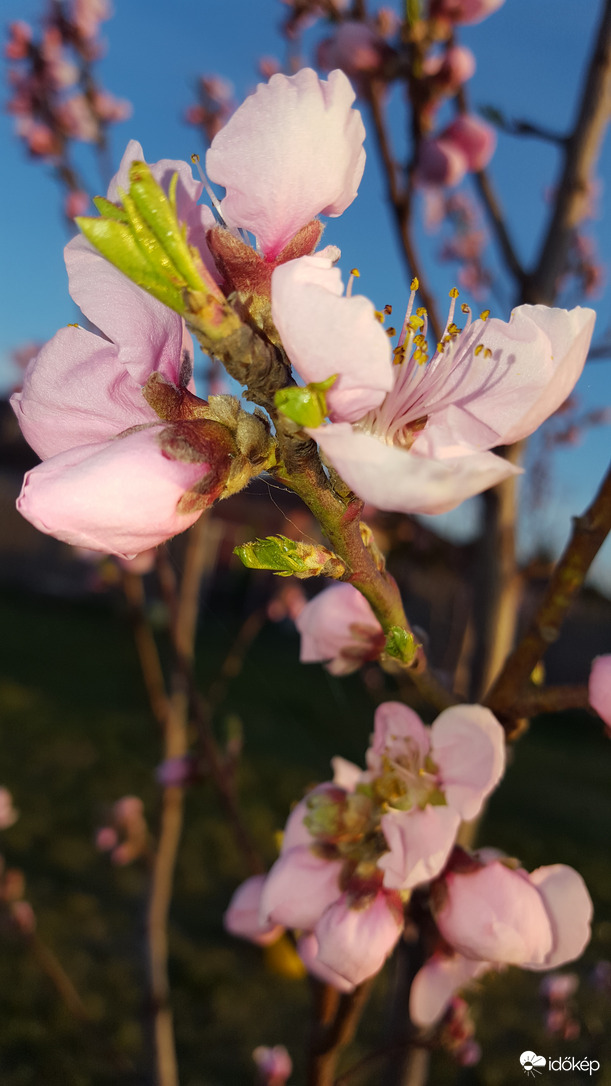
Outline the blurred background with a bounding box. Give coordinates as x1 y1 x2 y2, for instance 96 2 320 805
0 1 610 1083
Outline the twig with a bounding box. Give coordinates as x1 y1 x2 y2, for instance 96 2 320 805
367 83 443 341
308 981 373 1086
511 684 590 717
121 569 169 730
524 0 611 305
487 461 611 730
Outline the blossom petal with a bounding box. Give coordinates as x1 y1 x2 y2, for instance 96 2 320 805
272 255 393 422
207 69 366 259
11 326 155 460
65 236 190 387
435 863 553 965
430 705 505 820
315 891 403 986
367 700 429 770
309 424 518 515
259 846 343 931
527 865 593 970
379 805 460 890
296 582 382 669
297 933 355 993
410 952 490 1027
589 654 611 727
224 875 284 946
331 756 363 792
16 428 206 558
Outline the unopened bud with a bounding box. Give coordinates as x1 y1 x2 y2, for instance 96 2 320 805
234 536 346 580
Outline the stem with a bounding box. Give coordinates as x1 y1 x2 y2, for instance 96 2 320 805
121 569 169 730
511 684 590 717
487 461 611 731
307 981 373 1086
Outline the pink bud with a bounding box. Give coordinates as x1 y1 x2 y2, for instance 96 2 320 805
589 655 611 727
441 115 496 172
430 0 505 26
416 138 468 188
64 190 90 219
224 875 284 947
253 1044 292 1085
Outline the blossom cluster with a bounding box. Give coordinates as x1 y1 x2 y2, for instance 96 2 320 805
225 702 592 1027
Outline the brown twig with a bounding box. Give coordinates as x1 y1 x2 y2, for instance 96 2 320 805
367 82 443 341
308 981 373 1086
121 569 170 730
487 461 611 730
524 0 611 305
511 684 590 717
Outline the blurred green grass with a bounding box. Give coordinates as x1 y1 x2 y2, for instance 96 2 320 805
0 588 609 1085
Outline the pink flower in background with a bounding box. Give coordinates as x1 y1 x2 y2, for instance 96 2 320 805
423 45 476 95
416 116 496 189
272 253 393 422
304 300 595 515
317 22 390 79
253 1044 293 1086
0 788 18 830
588 655 611 727
430 0 505 25
64 189 90 218
295 582 384 674
206 68 366 259
443 115 496 172
410 950 492 1026
368 702 505 889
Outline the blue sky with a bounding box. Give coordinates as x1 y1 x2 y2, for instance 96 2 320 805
1 0 610 587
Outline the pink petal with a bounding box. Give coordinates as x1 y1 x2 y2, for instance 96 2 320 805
430 705 505 820
297 933 355 993
367 701 429 771
259 846 343 931
65 237 191 387
206 69 366 259
315 890 403 986
280 783 341 853
272 255 393 422
442 115 496 172
309 424 518 515
224 875 284 946
11 325 155 460
436 863 553 965
331 756 362 792
527 865 593 970
296 582 382 665
410 952 490 1027
16 428 206 558
379 805 460 890
589 655 611 726
416 138 468 188
431 0 505 25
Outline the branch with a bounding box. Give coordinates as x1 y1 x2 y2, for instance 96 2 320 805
525 0 611 304
487 461 611 729
307 981 373 1086
511 684 590 717
367 82 443 342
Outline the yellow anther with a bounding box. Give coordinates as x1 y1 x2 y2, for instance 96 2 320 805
408 315 424 330
436 342 445 354
449 287 460 299
479 309 490 320
448 323 462 336
67 322 79 327
414 348 427 365
414 333 427 347
384 303 393 315
393 344 406 365
474 344 484 356
484 347 492 358
416 307 427 318
410 277 419 291
350 267 360 278
461 303 470 313
191 152 200 163
386 326 397 338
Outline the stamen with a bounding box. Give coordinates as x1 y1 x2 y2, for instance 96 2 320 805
191 152 226 224
397 279 419 348
479 309 490 321
347 267 360 298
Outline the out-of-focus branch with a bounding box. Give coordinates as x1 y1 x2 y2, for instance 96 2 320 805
472 168 526 289
487 461 611 731
121 569 169 730
367 82 443 341
511 684 590 717
524 0 611 305
307 980 372 1086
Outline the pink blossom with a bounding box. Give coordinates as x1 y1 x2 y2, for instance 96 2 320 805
5 21 32 61
442 115 496 173
317 22 389 78
206 68 366 259
58 94 99 141
272 254 393 422
304 299 595 515
224 875 284 947
430 0 505 25
588 654 611 727
314 889 404 986
423 46 476 95
369 702 505 890
253 1044 293 1085
64 190 90 218
410 954 488 1028
295 582 384 674
259 846 344 931
435 860 592 970
12 235 230 557
297 933 356 992
72 0 112 39
416 137 470 188
0 788 18 830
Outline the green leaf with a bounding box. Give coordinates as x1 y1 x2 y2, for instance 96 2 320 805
384 625 419 665
128 163 205 292
92 195 129 223
75 216 185 312
233 535 345 579
274 375 337 428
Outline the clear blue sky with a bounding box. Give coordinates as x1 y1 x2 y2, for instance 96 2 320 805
1 0 610 588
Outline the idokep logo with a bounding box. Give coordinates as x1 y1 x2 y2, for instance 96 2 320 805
519 1051 601 1076
521 1052 547 1077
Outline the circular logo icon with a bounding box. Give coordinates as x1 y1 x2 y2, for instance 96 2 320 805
520 1051 547 1076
